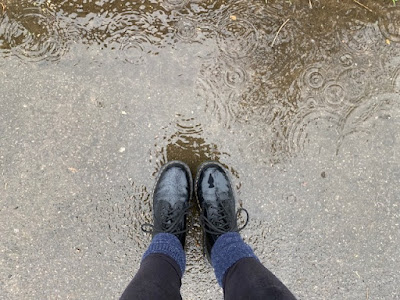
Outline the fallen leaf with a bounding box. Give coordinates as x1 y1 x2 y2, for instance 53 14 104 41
68 167 78 173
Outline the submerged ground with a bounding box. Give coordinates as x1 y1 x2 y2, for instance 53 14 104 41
1 0 400 299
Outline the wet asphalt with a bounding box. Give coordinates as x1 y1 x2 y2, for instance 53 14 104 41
1 0 400 299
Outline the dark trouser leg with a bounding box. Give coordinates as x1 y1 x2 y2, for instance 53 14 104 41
223 257 297 300
120 253 182 300
211 232 296 300
120 233 185 300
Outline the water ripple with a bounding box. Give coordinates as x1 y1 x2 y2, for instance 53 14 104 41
175 17 197 42
224 64 247 88
192 24 219 59
120 34 152 65
208 91 245 127
323 81 345 107
338 52 355 68
196 59 245 127
341 68 370 105
5 7 68 62
393 67 400 93
302 64 326 90
95 182 151 250
150 115 222 176
378 8 400 43
0 14 11 61
339 20 380 53
338 93 397 150
197 58 252 127
287 110 341 155
217 15 258 59
163 0 189 11
102 11 141 43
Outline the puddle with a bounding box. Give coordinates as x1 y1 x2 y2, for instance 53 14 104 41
1 0 400 298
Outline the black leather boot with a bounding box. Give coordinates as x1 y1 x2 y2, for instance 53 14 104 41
195 161 248 260
142 161 192 247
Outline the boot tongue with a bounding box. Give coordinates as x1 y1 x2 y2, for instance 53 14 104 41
157 200 184 231
158 199 184 214
205 201 228 229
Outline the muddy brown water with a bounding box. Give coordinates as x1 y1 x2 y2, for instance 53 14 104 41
1 0 400 299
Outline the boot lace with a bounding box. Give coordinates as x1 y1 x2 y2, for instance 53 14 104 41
141 202 192 236
201 204 249 236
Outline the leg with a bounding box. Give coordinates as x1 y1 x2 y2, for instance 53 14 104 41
195 162 296 300
120 253 182 300
223 257 296 300
212 232 297 300
120 233 186 300
121 161 192 299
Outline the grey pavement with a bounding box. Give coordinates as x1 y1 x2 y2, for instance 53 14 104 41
1 0 400 299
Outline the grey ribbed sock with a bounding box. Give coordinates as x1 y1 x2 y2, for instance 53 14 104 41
211 232 258 287
142 233 186 276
